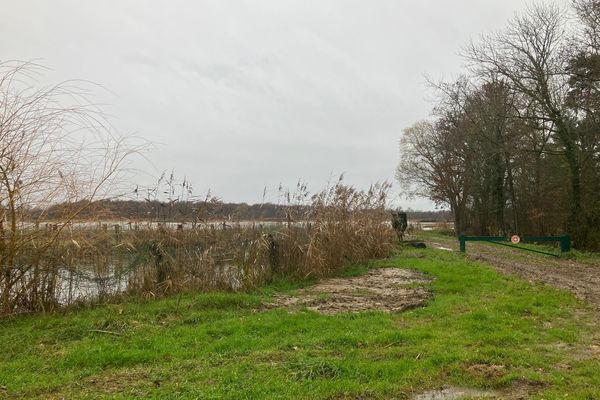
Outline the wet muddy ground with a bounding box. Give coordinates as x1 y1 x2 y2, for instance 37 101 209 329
269 268 431 314
413 386 497 400
412 379 544 400
428 235 600 312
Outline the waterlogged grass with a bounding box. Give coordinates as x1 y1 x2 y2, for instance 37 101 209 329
1 248 599 399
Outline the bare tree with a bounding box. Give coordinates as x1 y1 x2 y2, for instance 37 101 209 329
0 60 137 315
398 1 600 247
427 76 523 235
573 0 600 52
463 3 591 242
397 120 472 234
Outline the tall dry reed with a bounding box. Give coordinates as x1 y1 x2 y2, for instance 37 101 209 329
0 180 396 317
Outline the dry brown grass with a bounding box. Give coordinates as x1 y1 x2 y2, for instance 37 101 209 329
1 181 396 316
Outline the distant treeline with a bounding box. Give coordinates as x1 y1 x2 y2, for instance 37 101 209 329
35 200 305 221
402 210 453 222
33 199 450 222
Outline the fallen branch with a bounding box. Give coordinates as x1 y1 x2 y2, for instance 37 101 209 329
90 329 122 336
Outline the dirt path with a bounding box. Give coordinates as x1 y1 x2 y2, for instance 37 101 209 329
269 268 431 314
426 235 600 311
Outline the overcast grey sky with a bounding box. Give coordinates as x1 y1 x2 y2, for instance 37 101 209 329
0 1 570 209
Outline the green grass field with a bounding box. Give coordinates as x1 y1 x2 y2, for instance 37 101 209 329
1 247 599 399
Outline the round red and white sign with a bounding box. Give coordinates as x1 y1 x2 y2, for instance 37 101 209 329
511 235 520 244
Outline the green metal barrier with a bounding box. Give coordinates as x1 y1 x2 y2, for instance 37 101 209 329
459 235 571 257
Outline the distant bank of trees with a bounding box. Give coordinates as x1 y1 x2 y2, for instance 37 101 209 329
397 1 600 249
36 199 309 222
37 199 452 223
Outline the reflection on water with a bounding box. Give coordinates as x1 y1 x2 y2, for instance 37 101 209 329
2 222 272 311
53 262 246 305
56 266 130 305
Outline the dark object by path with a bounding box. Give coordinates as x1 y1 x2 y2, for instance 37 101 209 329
391 211 408 240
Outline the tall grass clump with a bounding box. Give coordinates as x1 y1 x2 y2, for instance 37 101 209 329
276 179 395 279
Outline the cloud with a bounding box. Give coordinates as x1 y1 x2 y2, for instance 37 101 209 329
0 0 572 208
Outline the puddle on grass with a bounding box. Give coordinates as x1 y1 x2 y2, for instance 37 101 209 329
413 386 498 400
430 242 454 252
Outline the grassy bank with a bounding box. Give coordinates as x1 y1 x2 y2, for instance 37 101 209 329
1 247 599 399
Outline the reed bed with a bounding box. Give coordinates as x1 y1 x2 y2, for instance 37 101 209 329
0 182 396 316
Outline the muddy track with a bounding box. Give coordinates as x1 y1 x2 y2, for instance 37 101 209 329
427 235 600 311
